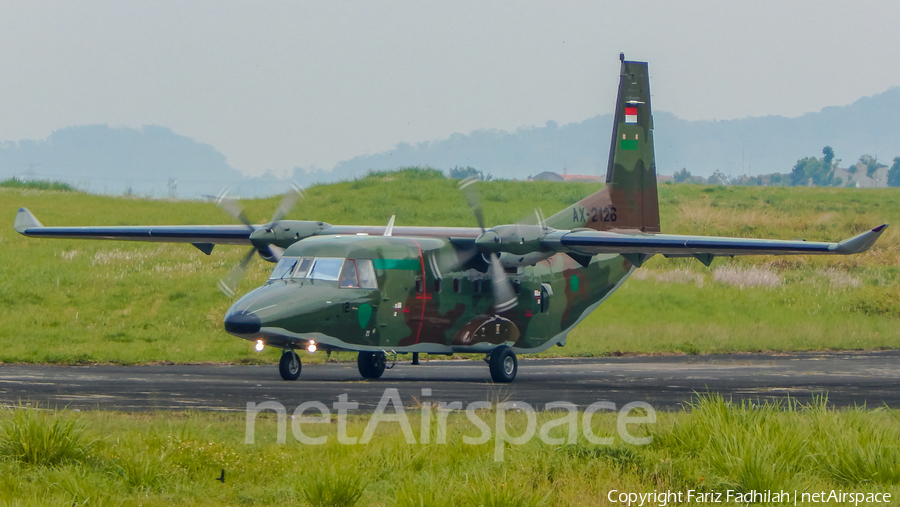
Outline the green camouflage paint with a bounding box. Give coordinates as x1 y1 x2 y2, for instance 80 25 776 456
223 234 634 355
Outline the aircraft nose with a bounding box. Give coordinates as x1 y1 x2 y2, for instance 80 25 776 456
224 311 261 335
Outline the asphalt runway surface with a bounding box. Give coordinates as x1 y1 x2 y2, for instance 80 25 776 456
0 350 898 412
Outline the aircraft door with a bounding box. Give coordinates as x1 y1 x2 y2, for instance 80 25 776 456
372 247 428 348
539 283 553 313
405 245 428 341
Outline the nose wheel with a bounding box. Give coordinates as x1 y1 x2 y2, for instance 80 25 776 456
358 351 387 379
489 346 517 383
279 349 301 380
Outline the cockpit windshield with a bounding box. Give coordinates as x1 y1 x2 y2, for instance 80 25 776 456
269 256 378 289
306 257 344 281
269 257 299 280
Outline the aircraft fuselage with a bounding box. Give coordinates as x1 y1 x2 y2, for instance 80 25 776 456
224 235 633 355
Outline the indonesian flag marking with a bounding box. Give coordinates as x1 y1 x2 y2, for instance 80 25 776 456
624 106 638 124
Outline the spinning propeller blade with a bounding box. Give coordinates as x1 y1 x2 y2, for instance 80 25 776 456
458 177 517 312
215 190 254 231
218 247 256 297
271 182 303 223
216 183 303 296
488 252 517 312
459 176 486 233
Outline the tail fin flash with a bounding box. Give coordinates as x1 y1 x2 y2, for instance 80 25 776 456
547 55 660 233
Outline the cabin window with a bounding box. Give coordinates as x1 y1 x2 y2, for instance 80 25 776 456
292 257 313 278
512 279 521 294
473 279 483 294
415 277 423 293
269 257 299 280
356 259 378 289
307 257 344 281
434 278 442 292
453 278 461 293
339 259 360 288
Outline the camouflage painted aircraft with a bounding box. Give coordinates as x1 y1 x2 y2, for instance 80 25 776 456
14 55 888 383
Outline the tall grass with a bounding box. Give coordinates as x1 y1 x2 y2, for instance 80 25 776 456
0 401 897 505
0 404 94 466
649 394 900 492
303 467 368 507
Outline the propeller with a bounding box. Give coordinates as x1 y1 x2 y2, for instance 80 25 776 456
458 177 517 313
271 183 303 223
216 184 303 296
217 248 256 297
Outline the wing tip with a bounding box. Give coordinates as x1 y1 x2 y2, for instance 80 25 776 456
834 223 889 254
14 207 43 234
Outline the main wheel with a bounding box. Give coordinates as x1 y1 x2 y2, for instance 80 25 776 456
489 346 517 383
358 351 387 379
279 350 301 381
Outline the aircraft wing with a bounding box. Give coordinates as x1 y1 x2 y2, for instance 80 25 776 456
14 207 253 246
551 224 888 260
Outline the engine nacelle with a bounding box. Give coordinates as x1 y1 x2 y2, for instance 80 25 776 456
250 220 331 254
491 251 555 268
257 248 279 263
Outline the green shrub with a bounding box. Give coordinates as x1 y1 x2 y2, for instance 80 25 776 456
0 178 75 191
303 467 367 507
112 447 171 491
0 406 94 466
465 481 550 507
848 286 900 317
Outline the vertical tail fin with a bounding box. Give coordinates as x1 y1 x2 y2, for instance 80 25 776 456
546 55 660 233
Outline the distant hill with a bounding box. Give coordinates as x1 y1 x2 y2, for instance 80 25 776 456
2 87 899 196
299 87 900 182
0 125 283 198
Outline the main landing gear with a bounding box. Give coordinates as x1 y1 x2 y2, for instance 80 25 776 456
488 346 517 383
358 351 387 379
279 349 301 380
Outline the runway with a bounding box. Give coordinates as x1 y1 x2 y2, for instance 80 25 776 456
0 350 898 412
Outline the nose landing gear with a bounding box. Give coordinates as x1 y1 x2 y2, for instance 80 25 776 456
279 349 301 380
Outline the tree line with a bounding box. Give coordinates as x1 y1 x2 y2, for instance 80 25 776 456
673 147 900 187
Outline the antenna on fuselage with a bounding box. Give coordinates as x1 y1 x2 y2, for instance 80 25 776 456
384 215 396 237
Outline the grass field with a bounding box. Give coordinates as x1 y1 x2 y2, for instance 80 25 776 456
1 168 898 365
0 395 897 506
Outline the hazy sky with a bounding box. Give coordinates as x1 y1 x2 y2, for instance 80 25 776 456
2 1 900 177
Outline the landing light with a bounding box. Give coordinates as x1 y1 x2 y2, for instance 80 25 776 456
307 341 317 353
255 339 265 352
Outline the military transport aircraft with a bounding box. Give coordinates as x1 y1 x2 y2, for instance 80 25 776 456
14 55 888 383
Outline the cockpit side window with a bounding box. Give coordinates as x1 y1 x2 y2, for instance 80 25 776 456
307 257 344 281
269 257 299 280
340 259 378 289
356 259 378 289
339 259 359 288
